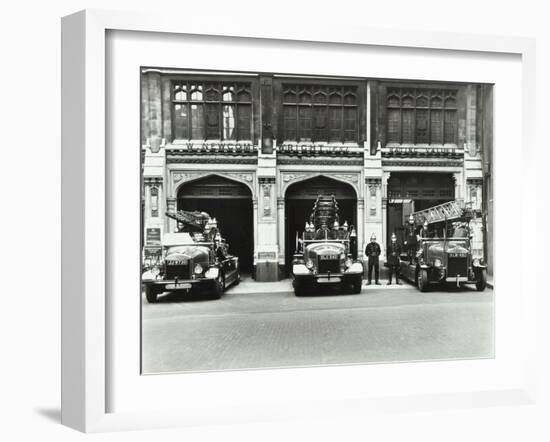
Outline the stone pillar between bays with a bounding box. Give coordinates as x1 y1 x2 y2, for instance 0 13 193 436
255 145 279 281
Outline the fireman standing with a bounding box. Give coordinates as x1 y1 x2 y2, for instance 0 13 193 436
404 214 418 264
419 220 431 239
387 232 402 285
365 234 381 285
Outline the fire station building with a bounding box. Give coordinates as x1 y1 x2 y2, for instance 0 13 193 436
141 68 493 281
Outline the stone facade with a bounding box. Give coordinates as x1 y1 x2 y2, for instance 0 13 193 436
141 69 493 281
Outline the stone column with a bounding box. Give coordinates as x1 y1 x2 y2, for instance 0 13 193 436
166 197 176 233
143 176 164 264
356 199 364 259
143 71 164 152
381 171 390 255
364 139 383 268
254 177 279 281
277 198 285 272
255 141 279 281
253 197 259 256
466 178 484 260
453 171 464 200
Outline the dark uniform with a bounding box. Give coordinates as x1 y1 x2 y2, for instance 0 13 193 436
216 242 228 261
387 241 402 284
365 241 381 284
405 224 417 264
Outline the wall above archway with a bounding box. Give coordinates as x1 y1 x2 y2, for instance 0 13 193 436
280 171 362 199
170 170 256 199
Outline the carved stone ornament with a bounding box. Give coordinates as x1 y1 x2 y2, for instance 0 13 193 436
282 173 309 183
172 172 202 184
172 171 255 197
144 176 163 185
262 184 272 217
281 172 360 193
226 172 254 183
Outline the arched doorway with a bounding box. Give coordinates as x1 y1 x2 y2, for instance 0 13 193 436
177 175 254 273
386 172 455 246
284 175 357 272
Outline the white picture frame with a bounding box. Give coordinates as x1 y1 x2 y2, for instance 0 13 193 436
61 9 537 433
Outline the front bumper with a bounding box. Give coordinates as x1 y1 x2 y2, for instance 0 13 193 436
143 277 216 292
293 272 362 286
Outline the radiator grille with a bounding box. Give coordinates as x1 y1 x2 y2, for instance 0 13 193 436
317 257 341 274
165 263 191 280
447 257 467 277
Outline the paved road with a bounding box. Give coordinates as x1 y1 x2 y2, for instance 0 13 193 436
141 282 494 374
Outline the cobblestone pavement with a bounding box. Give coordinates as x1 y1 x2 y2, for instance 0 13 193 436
141 282 494 374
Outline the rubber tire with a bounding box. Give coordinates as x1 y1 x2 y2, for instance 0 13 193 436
145 285 159 303
294 281 307 297
234 271 241 286
351 277 363 294
212 273 225 299
476 268 487 291
418 269 429 292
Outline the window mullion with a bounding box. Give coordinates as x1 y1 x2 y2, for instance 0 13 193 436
413 89 417 145
219 101 223 141
399 89 403 145
187 103 191 140
326 103 329 143
235 104 239 141
296 104 299 142
428 95 432 145
340 87 344 143
442 100 445 145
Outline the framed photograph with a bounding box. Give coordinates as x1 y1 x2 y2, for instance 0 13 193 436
61 9 537 432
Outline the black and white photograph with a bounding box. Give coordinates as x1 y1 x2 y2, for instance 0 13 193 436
140 68 494 374
4 0 549 438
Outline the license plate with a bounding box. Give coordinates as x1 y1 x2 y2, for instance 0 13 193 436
166 283 192 290
166 260 188 266
320 255 336 260
317 277 341 283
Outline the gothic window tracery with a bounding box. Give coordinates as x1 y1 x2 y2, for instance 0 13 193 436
172 81 252 141
282 84 358 143
387 88 458 146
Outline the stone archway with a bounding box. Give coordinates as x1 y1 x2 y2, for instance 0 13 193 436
283 175 358 273
177 174 254 272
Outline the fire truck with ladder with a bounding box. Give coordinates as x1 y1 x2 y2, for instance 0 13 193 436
399 199 488 292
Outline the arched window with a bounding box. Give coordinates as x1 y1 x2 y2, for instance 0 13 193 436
386 87 458 145
282 84 359 143
172 81 252 141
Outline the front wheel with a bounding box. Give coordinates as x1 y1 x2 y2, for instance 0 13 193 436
351 276 363 294
145 285 159 303
213 272 225 299
418 269 429 292
293 280 307 297
476 268 487 291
